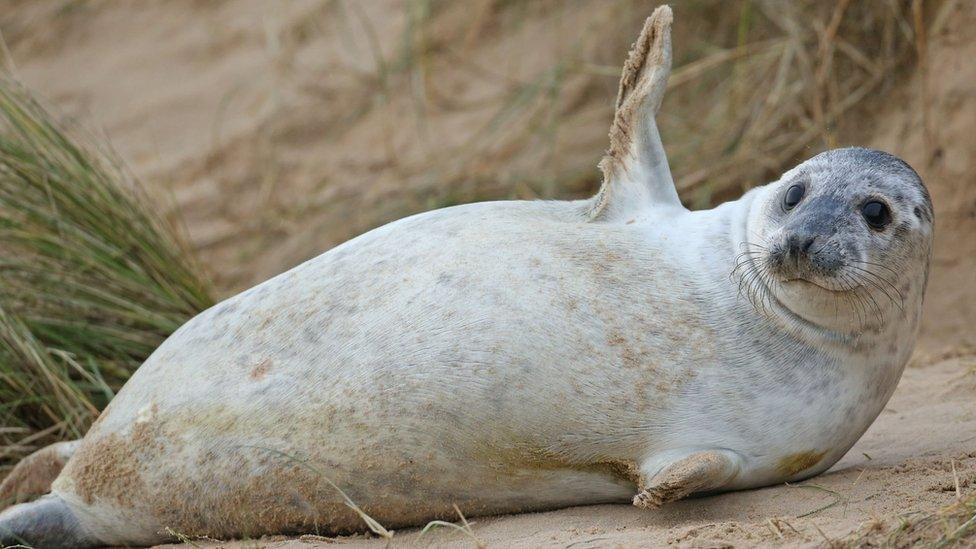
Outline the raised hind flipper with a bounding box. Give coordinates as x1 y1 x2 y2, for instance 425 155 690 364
633 449 742 508
590 5 682 222
0 440 79 509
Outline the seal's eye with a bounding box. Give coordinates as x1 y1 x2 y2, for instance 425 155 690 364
862 200 891 229
783 184 805 210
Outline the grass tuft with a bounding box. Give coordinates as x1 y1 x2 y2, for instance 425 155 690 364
0 77 213 474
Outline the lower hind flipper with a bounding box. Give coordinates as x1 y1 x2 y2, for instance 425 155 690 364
0 494 97 548
1 440 80 509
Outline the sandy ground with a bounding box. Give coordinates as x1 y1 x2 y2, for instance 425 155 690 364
2 1 975 547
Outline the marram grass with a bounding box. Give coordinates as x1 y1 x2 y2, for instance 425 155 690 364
0 78 213 472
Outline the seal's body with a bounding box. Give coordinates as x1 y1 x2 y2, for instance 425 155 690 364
0 6 933 548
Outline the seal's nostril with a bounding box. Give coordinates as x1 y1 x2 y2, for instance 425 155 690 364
801 236 817 253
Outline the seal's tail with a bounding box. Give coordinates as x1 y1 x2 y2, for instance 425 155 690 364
0 495 98 548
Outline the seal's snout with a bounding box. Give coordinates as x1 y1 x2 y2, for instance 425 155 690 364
768 193 849 282
783 229 840 270
771 229 844 279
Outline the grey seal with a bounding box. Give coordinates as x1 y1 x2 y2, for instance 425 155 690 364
0 6 933 547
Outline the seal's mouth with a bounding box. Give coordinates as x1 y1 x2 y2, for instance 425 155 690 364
780 276 858 294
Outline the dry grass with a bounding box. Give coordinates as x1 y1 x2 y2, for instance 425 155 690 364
664 1 919 206
842 492 976 547
346 0 922 207
418 504 485 548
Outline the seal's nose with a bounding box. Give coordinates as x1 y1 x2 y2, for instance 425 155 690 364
786 233 819 256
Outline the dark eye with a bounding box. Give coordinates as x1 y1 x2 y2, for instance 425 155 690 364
783 184 805 210
862 200 891 229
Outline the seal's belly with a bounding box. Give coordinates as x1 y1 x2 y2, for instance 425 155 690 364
58 398 636 540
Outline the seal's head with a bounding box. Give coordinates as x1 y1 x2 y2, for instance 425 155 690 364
743 147 933 333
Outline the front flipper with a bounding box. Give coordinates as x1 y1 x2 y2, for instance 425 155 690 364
633 449 742 509
590 5 682 222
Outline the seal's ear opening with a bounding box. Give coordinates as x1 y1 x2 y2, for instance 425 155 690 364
590 5 682 222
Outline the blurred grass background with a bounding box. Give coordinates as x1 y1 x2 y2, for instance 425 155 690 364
1 0 975 544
